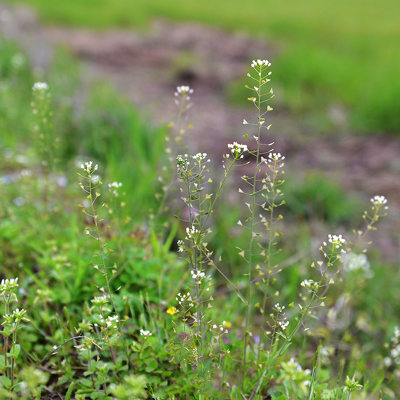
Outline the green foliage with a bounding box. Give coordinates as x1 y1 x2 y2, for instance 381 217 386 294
284 172 362 225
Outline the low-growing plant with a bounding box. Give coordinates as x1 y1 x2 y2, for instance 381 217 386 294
0 41 398 399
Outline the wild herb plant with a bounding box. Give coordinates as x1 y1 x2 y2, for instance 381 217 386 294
0 40 396 399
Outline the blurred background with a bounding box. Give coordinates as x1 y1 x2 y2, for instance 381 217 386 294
1 0 399 260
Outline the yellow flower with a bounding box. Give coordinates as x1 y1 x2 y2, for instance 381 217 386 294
167 306 178 315
222 321 232 329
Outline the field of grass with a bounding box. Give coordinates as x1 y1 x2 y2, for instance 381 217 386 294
1 35 400 398
6 0 400 134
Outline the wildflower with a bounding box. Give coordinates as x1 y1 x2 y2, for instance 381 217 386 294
191 270 205 284
80 161 98 175
278 320 289 331
0 278 19 295
177 240 185 253
300 279 318 290
91 295 109 306
250 59 271 68
227 142 248 159
192 152 208 162
3 308 28 325
32 82 49 91
185 224 199 240
268 152 285 162
370 195 388 209
274 303 285 313
108 181 123 197
326 234 346 250
342 253 371 275
140 329 152 337
222 321 232 329
167 306 178 315
174 85 194 97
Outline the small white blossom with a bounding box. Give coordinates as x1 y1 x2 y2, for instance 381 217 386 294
371 195 388 209
80 161 98 174
32 82 49 91
140 329 152 337
185 225 199 240
177 240 185 253
327 234 346 250
268 152 285 162
227 142 248 159
174 85 194 97
251 59 271 68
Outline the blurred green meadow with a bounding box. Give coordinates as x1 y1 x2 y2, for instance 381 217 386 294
6 0 400 134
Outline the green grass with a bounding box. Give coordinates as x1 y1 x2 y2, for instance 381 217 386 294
6 0 400 134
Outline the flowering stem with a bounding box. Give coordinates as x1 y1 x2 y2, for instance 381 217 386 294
242 67 263 384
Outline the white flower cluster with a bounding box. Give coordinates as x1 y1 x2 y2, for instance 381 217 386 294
325 234 346 250
227 142 248 159
300 279 318 290
185 224 199 240
108 181 123 197
3 308 27 325
91 295 109 306
371 195 388 209
211 323 228 335
80 161 98 175
274 304 289 331
191 269 205 284
274 303 285 313
342 253 371 275
192 152 208 162
140 329 152 337
176 292 193 307
174 85 194 98
0 278 19 295
278 320 289 330
384 326 400 367
32 82 49 91
177 239 185 253
176 154 190 174
100 315 119 330
251 59 271 68
268 152 285 162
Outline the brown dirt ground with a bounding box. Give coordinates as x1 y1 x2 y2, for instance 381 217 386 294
1 4 399 261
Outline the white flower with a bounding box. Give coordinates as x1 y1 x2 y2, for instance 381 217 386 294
327 234 346 250
177 240 185 253
192 152 208 162
32 82 49 91
140 329 152 337
185 224 199 240
227 142 248 159
80 161 98 174
108 181 123 197
191 270 205 283
301 279 318 290
251 59 271 68
370 195 388 209
0 278 19 295
174 85 194 97
342 253 371 275
278 320 289 330
268 152 285 162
